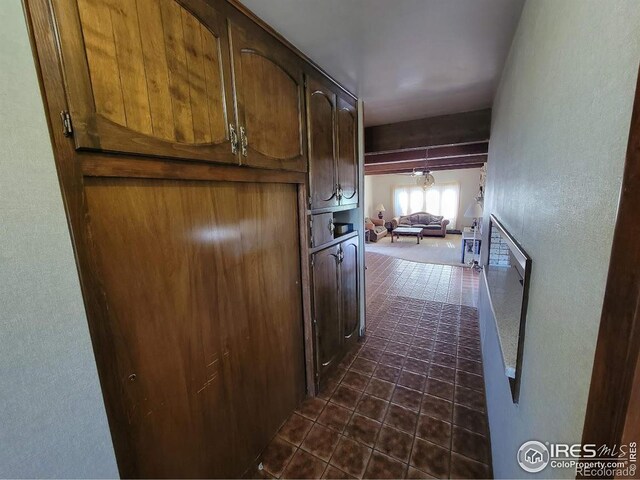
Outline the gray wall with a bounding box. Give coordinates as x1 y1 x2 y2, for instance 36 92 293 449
479 0 640 477
0 1 118 477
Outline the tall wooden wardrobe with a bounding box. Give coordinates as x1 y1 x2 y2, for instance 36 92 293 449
25 0 362 477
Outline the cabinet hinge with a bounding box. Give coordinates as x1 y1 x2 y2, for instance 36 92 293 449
310 256 315 267
308 196 313 208
60 111 73 137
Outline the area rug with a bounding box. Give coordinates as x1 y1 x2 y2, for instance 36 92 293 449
365 233 469 266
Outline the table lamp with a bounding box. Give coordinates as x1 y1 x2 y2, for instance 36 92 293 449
375 204 386 220
464 200 484 268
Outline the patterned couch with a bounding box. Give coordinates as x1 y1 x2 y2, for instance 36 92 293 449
389 212 450 237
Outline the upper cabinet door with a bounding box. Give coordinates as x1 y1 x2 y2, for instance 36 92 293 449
228 21 307 172
340 237 359 343
337 95 358 206
307 77 338 210
51 0 237 163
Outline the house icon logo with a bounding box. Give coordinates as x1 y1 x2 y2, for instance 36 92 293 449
518 441 550 473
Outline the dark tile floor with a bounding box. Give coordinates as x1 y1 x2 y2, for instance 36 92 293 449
248 253 489 479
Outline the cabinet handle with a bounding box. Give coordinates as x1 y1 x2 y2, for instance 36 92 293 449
240 126 248 157
335 184 342 201
229 124 238 154
329 219 335 233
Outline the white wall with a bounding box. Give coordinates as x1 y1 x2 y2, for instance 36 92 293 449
479 1 640 477
0 2 118 477
364 168 483 228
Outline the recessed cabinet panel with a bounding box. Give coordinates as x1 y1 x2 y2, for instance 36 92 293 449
312 246 341 380
337 96 358 206
311 213 335 248
340 237 359 342
307 78 338 210
229 22 306 172
52 0 236 163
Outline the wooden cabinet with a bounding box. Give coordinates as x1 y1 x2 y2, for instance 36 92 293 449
311 235 359 385
51 0 237 163
307 78 338 210
307 77 358 211
337 96 358 206
228 21 306 172
311 212 335 248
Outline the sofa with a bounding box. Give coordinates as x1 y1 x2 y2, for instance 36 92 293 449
389 212 449 237
365 217 388 242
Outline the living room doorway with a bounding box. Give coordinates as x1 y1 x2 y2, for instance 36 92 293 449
363 167 485 268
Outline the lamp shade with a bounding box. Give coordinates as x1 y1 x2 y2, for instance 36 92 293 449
375 204 386 212
464 201 483 218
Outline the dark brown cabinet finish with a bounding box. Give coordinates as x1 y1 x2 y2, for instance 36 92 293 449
228 21 306 172
340 236 359 342
307 78 338 210
312 245 342 380
337 96 358 206
50 0 237 163
311 235 360 386
26 0 358 477
311 213 335 248
306 76 358 211
84 178 305 478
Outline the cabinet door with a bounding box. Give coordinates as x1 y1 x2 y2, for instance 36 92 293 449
312 246 341 380
337 95 358 206
311 213 335 248
340 237 359 343
51 0 237 163
307 77 338 210
228 22 306 172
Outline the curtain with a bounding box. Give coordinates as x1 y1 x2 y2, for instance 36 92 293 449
393 182 460 229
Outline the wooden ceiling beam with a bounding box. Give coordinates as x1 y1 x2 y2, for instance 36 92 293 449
365 108 491 153
365 163 485 175
364 142 488 165
364 155 487 175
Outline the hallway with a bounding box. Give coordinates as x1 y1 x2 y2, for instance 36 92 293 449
250 254 489 479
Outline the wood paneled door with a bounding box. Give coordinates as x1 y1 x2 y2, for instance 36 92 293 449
336 96 358 206
50 0 237 163
312 244 341 382
84 178 305 478
340 236 359 342
311 235 360 387
307 78 338 210
228 20 306 172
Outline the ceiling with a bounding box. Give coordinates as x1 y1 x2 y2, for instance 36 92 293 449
240 0 524 126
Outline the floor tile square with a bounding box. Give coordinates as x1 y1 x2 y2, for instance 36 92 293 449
375 425 413 463
317 403 352 432
410 438 450 478
391 385 422 412
301 424 341 462
365 378 395 401
363 451 407 479
278 413 314 446
344 413 382 447
356 394 388 422
416 414 451 448
383 404 418 433
330 436 372 478
281 449 327 479
260 436 297 477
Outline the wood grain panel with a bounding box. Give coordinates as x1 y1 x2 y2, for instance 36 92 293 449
307 79 337 210
62 0 235 161
312 246 341 382
241 51 300 159
340 237 359 342
108 0 153 135
137 0 175 140
337 97 357 206
84 178 304 478
201 24 227 143
311 213 335 249
182 9 211 143
76 0 126 124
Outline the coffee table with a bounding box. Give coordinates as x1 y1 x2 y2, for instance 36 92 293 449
391 226 424 244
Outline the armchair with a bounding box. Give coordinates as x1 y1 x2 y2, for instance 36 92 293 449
365 217 388 242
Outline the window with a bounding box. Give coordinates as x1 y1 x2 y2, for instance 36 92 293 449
393 182 460 229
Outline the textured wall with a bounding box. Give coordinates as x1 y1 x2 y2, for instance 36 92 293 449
0 1 118 477
364 168 483 228
479 0 640 477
